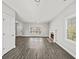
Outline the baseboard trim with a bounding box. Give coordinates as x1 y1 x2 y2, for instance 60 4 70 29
55 42 76 58
16 36 49 38
2 45 15 56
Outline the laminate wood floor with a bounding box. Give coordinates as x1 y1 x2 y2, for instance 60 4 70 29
3 37 75 59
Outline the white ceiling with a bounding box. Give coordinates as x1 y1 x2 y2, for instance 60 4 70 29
3 0 75 23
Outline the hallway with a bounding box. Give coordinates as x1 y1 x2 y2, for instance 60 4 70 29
3 37 75 59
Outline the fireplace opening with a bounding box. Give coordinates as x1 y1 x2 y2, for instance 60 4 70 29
51 32 54 39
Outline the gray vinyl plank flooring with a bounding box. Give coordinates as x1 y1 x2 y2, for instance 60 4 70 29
3 37 75 59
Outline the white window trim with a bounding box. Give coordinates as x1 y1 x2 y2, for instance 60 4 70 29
65 14 76 44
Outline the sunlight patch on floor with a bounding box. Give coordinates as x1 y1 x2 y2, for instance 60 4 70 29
28 38 44 49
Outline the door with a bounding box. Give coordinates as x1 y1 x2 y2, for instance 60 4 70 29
3 14 11 55
2 13 15 55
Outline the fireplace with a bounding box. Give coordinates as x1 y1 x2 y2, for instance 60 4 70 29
51 32 54 39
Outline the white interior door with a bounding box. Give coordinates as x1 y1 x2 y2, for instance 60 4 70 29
2 13 15 55
16 22 23 36
3 14 10 55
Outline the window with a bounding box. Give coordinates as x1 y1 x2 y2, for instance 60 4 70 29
66 15 76 41
30 27 41 35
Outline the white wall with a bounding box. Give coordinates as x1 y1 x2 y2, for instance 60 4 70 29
49 2 76 58
2 2 15 55
23 23 49 37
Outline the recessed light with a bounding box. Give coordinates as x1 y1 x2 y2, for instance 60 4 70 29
35 0 40 2
64 0 66 1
